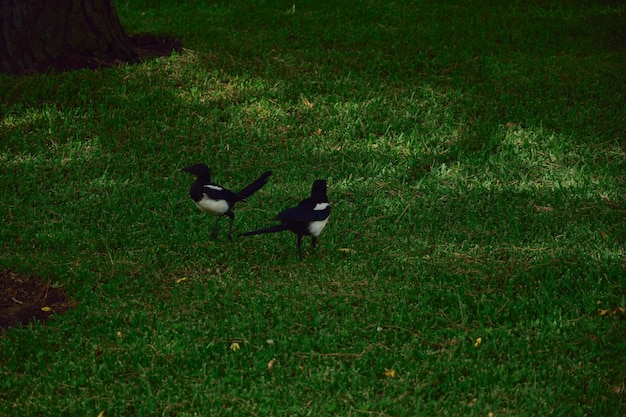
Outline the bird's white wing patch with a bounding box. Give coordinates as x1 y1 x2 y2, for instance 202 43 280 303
314 202 329 210
204 184 223 191
309 202 330 236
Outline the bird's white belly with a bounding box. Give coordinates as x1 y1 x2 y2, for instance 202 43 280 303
195 195 229 216
308 216 329 237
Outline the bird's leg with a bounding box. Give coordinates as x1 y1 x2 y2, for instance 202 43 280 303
226 212 235 241
211 217 221 239
310 236 317 251
297 235 303 260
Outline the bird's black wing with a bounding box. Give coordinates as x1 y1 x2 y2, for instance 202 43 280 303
192 182 242 203
275 205 330 223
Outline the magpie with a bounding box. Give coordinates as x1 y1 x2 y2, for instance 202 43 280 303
182 164 272 241
239 179 331 259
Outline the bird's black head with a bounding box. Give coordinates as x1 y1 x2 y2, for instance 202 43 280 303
181 164 211 178
311 179 328 200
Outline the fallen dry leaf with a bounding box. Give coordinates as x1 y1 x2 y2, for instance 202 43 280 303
474 337 482 348
301 96 314 108
268 358 277 370
533 203 553 212
384 368 396 378
611 307 625 317
599 307 625 317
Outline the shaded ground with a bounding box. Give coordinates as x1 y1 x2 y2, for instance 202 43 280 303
1 34 181 328
131 33 183 60
35 33 183 73
0 269 75 331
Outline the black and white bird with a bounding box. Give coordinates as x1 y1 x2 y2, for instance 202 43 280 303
239 179 331 259
182 164 272 240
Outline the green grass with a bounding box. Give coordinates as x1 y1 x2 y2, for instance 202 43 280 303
1 0 625 415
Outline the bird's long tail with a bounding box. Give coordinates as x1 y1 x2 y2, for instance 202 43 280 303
237 170 272 199
239 224 288 237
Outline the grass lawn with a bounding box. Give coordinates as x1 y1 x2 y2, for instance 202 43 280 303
1 0 625 415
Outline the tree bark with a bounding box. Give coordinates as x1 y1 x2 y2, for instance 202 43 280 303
0 0 137 73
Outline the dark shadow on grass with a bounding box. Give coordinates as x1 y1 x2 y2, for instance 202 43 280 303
29 33 183 73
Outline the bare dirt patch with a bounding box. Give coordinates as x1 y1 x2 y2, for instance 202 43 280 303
0 269 75 331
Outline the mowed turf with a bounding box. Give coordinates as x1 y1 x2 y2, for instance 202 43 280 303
1 0 625 415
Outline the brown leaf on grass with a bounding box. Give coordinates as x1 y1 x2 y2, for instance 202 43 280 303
611 385 624 394
267 358 277 371
598 307 625 317
474 337 482 348
533 203 553 212
611 307 626 317
384 368 396 378
338 248 355 254
467 397 477 407
301 96 314 108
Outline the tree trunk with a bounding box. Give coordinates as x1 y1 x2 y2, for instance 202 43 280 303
0 0 137 74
